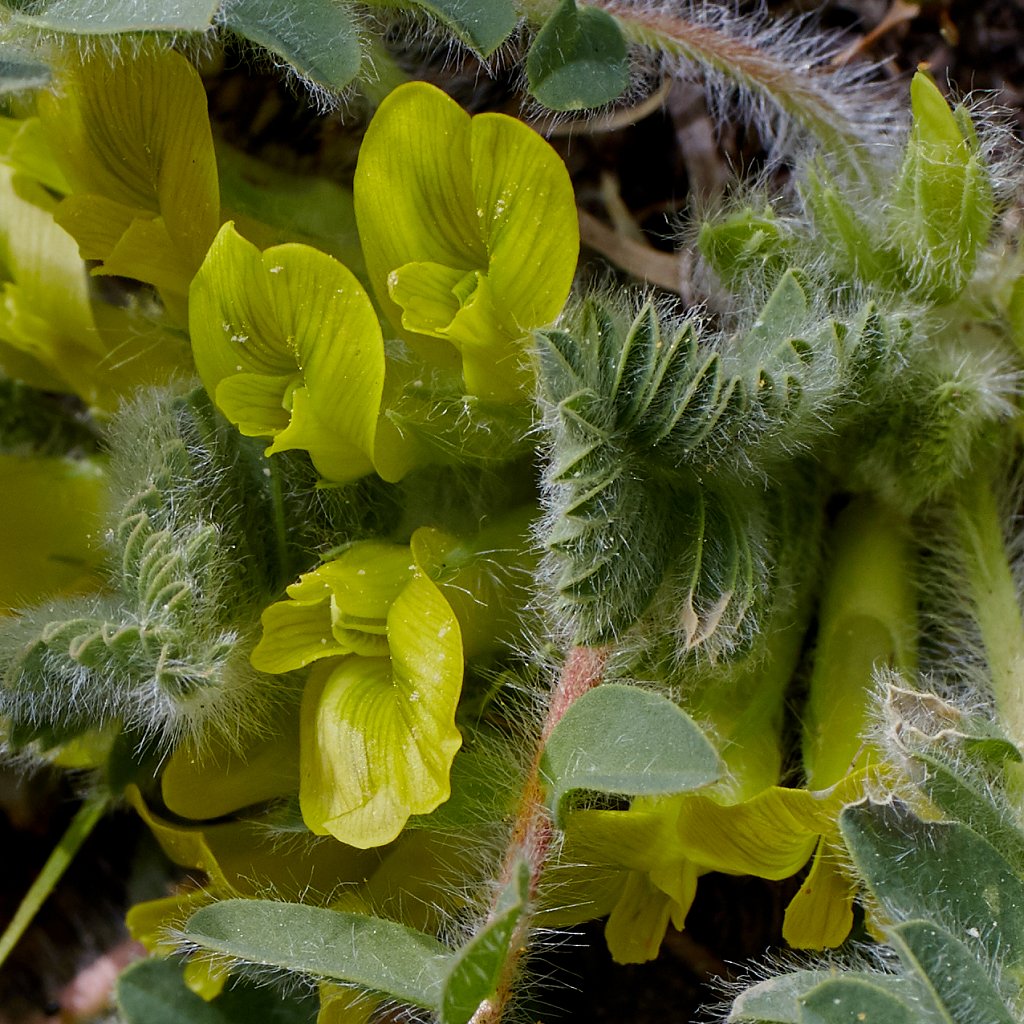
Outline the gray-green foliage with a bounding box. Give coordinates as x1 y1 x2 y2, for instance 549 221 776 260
730 785 1024 1024
0 385 393 754
534 274 909 645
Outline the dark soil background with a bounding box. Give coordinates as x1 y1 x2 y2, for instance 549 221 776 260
2 2 1023 1022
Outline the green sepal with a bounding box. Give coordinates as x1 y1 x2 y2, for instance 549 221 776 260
440 860 529 1024
526 0 629 111
182 899 450 1008
224 0 363 94
890 72 994 302
541 684 722 825
406 0 518 57
801 163 897 287
7 0 218 32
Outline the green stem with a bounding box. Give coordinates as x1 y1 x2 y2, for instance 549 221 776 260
547 0 889 181
953 465 1024 751
0 792 109 970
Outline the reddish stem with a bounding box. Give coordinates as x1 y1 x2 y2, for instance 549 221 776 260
470 644 609 1024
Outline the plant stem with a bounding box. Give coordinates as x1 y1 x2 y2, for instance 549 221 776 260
584 0 893 177
0 792 108 970
953 465 1024 752
470 644 609 1024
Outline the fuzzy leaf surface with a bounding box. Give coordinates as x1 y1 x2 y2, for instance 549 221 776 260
729 970 921 1019
526 0 629 111
408 0 517 56
889 920 1016 1024
224 0 363 93
729 970 918 1023
800 977 914 1024
7 0 217 32
183 899 449 1007
542 684 721 824
840 801 1024 966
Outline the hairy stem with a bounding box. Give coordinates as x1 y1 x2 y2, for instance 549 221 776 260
952 465 1024 752
585 0 893 174
470 644 609 1024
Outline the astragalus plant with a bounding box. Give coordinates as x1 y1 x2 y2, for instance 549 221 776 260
1 4 1024 1024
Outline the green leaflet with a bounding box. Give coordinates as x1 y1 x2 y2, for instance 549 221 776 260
729 971 918 1023
190 223 389 483
799 978 915 1024
224 0 363 94
440 861 530 1024
354 81 578 401
117 959 318 1024
541 684 722 825
840 801 1024 967
5 0 218 32
38 46 219 310
526 0 629 111
889 920 1016 1024
406 0 518 57
183 899 450 1008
